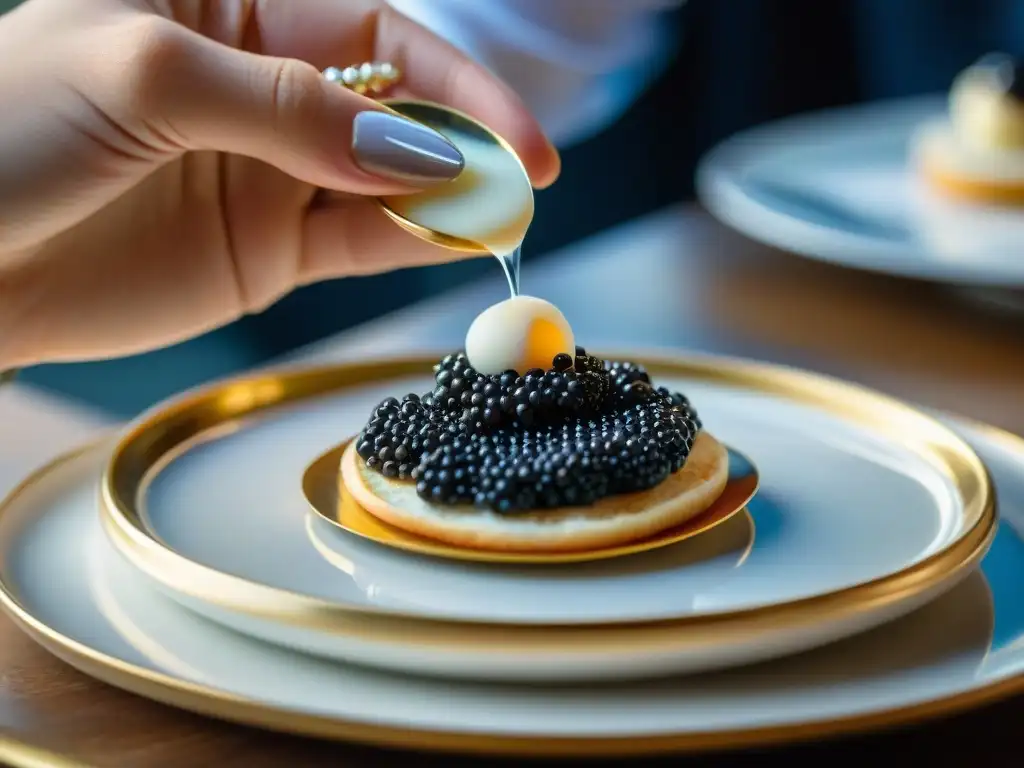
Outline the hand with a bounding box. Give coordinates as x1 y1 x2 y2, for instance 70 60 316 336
0 0 559 369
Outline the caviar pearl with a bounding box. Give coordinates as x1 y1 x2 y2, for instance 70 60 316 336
354 351 702 513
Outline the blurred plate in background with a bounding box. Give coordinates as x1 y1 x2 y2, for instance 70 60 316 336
697 95 1024 287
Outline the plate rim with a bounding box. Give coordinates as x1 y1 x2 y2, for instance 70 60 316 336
96 351 995 640
0 425 1014 758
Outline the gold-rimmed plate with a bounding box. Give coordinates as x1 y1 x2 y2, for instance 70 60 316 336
93 352 995 683
301 439 759 564
0 417 1019 758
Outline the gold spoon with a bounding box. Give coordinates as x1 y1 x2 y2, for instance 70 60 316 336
324 64 532 255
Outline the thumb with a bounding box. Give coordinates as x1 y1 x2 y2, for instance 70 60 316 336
109 21 465 194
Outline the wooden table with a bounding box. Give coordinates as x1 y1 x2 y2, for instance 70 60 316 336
2 204 1022 766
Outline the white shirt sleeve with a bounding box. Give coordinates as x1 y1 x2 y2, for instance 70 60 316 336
387 0 686 148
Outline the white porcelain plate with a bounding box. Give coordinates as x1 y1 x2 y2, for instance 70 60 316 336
697 95 1024 286
0 418 1020 757
95 356 991 682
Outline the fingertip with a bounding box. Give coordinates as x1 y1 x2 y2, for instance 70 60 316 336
531 149 562 190
490 96 560 190
519 138 560 190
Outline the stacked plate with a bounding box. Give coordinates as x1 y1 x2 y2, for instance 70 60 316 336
0 352 1021 758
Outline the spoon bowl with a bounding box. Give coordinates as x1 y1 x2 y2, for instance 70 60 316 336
376 99 533 255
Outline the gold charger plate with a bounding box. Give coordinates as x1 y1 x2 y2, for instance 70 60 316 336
0 352 1003 758
0 433 1013 760
302 439 759 564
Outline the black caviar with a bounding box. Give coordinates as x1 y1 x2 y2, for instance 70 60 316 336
354 348 702 513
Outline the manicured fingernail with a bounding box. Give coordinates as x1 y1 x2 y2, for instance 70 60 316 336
352 111 464 184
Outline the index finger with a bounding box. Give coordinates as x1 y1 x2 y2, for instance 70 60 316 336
247 1 561 189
